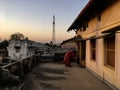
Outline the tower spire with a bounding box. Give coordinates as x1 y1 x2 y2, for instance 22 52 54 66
52 15 56 45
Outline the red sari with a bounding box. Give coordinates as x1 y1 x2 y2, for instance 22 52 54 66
64 50 74 67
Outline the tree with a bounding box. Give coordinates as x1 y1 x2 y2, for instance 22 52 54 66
10 32 24 40
0 40 8 49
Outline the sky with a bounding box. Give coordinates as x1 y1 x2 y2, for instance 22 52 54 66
0 0 89 43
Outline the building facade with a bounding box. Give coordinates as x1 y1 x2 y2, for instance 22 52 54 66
7 39 49 60
67 0 120 89
61 36 79 49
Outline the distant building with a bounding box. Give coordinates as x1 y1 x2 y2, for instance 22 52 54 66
61 42 76 49
61 37 77 49
67 0 120 89
7 39 49 60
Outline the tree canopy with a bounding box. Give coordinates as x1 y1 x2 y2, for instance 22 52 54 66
10 32 24 40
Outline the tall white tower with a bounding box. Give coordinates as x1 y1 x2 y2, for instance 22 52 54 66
52 15 56 45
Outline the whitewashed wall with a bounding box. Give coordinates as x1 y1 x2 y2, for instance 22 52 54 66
78 1 120 89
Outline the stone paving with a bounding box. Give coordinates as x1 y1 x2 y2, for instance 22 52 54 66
21 62 113 90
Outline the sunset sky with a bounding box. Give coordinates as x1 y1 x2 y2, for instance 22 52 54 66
0 0 89 43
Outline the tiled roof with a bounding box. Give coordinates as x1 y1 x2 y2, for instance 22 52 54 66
67 0 117 31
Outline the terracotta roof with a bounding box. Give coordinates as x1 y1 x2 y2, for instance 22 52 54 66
61 35 83 45
67 0 95 31
67 0 117 31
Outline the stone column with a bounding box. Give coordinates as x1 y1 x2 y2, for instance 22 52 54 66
86 40 90 67
115 32 120 88
96 38 104 77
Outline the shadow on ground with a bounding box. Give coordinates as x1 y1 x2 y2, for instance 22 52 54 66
39 81 61 90
21 63 69 90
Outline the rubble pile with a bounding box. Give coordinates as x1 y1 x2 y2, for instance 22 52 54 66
0 68 22 90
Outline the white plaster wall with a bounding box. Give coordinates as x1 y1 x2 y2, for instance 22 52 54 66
103 66 115 86
100 33 120 89
96 39 104 77
86 40 90 67
86 40 97 73
8 41 17 60
18 42 27 59
8 40 28 60
84 2 120 89
76 2 120 88
101 0 120 29
96 33 120 89
86 36 120 89
86 39 104 77
115 32 120 89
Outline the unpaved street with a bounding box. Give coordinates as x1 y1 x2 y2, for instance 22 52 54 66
21 62 112 90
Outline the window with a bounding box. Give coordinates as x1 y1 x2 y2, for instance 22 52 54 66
104 35 115 67
90 39 96 60
81 41 86 60
14 46 21 53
